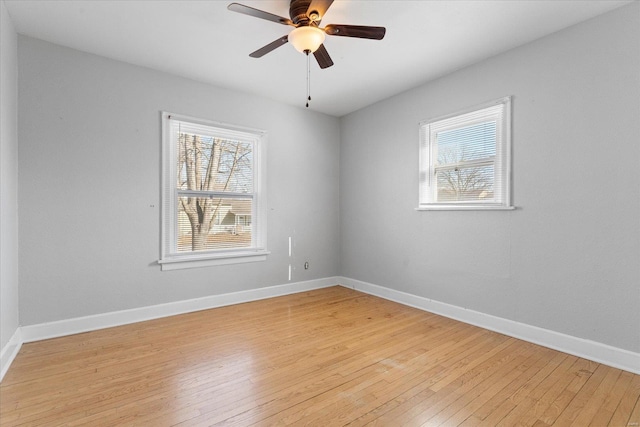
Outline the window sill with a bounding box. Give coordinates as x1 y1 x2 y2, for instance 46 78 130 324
159 249 270 271
416 205 516 211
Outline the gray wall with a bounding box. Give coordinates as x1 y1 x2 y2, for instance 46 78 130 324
340 3 640 353
17 37 341 325
13 3 640 356
0 0 20 352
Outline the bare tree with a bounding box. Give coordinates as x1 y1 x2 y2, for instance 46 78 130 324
436 145 492 201
177 134 252 251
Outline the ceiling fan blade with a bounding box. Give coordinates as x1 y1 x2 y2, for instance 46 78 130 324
324 24 386 40
307 0 334 24
249 36 289 58
228 3 294 26
313 44 334 69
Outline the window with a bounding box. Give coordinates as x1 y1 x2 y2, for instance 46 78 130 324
159 112 268 270
418 97 512 210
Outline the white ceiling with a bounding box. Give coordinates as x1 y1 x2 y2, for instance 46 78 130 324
5 0 633 117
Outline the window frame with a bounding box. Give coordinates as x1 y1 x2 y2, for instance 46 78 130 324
418 96 513 211
159 112 269 271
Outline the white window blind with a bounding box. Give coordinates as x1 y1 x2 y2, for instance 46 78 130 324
419 97 512 210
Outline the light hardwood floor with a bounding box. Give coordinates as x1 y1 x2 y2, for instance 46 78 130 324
1 286 639 426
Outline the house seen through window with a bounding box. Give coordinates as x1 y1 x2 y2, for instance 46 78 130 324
160 113 268 270
419 97 512 210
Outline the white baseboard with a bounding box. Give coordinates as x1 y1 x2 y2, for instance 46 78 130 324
4 275 638 383
0 328 22 382
337 277 640 375
20 277 338 344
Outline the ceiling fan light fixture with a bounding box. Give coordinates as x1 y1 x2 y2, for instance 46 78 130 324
288 26 325 53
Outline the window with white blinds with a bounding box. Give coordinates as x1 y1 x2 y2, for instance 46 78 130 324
418 97 512 210
159 112 268 270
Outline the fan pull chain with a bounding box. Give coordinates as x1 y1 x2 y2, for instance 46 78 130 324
305 50 311 108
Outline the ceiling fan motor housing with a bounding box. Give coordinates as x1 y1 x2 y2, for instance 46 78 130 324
290 0 315 26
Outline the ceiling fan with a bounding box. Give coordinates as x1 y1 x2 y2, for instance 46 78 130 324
227 0 386 69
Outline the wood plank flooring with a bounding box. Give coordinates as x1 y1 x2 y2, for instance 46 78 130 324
1 286 638 426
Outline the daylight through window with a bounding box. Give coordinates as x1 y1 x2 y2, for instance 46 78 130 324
418 97 512 210
160 113 268 270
